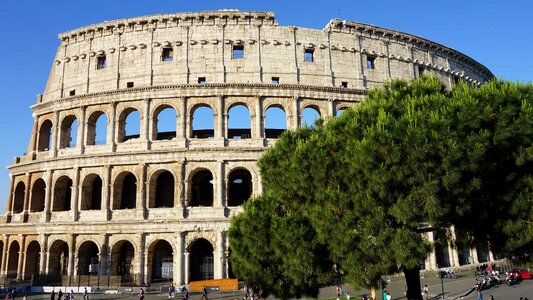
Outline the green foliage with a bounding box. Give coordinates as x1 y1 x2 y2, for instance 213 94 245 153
228 75 533 298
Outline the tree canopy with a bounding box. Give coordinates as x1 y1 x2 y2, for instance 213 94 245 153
228 76 533 300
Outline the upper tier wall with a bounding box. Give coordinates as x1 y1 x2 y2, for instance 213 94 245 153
40 11 492 104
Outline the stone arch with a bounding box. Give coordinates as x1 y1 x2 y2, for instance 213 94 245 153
147 239 174 283
301 105 321 127
77 240 100 275
118 107 141 143
264 104 287 138
189 169 214 207
149 170 175 208
227 168 253 206
113 172 137 210
152 104 177 140
191 104 214 139
12 181 25 214
24 240 41 279
86 111 108 145
189 238 214 281
110 240 136 285
6 240 20 279
30 178 46 212
37 119 53 151
81 174 103 210
53 176 72 211
227 103 251 139
59 114 79 149
48 239 69 278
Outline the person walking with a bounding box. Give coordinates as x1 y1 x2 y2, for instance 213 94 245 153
138 288 145 300
58 290 63 300
201 286 208 300
51 290 56 300
423 284 429 300
477 290 483 300
83 288 88 300
386 291 391 300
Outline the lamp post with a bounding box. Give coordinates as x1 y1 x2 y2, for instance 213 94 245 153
440 272 445 299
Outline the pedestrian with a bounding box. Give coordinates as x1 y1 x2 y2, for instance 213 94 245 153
5 291 12 300
168 284 173 299
489 296 494 300
58 290 63 300
138 288 145 300
201 286 208 300
423 284 429 300
70 289 74 300
477 290 483 300
383 290 388 300
335 285 341 300
83 288 88 300
386 291 391 300
51 290 56 300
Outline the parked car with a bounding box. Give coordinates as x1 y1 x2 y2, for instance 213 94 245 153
506 268 532 280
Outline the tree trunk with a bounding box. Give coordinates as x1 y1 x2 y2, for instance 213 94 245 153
404 266 423 300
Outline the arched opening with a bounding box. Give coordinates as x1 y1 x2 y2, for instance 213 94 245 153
30 179 46 212
152 171 174 208
86 111 107 145
265 106 287 138
37 120 53 151
191 106 214 139
7 241 20 279
118 108 141 143
110 240 135 285
227 104 251 139
227 169 252 206
114 172 137 210
12 181 25 213
53 176 72 211
48 240 69 283
190 170 213 207
24 241 41 280
154 106 176 140
59 115 78 148
149 240 173 283
78 241 99 275
81 174 102 210
189 239 214 281
336 107 346 117
301 106 321 127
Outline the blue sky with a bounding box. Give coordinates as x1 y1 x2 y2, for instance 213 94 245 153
0 0 532 213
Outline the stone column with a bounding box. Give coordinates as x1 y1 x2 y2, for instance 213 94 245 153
448 225 460 267
175 232 184 285
217 160 225 208
355 34 366 88
142 98 151 150
6 175 14 214
254 96 263 139
216 95 226 139
72 167 80 221
327 98 335 118
23 173 32 213
103 165 112 220
425 231 437 270
179 160 186 209
49 111 61 157
43 171 53 222
383 40 392 79
1 235 9 277
138 234 146 285
109 102 117 152
28 117 39 154
138 163 147 217
291 96 300 130
183 252 190 284
216 230 226 279
17 235 26 280
39 234 49 275
78 106 87 154
324 29 334 86
181 97 189 139
67 234 75 276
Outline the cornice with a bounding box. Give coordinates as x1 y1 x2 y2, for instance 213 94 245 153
326 19 494 79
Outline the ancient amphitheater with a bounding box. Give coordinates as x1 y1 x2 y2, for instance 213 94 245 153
0 10 494 287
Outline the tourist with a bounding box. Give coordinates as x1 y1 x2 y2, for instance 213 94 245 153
138 288 145 300
201 286 208 300
386 291 391 300
423 284 429 300
58 290 63 300
51 290 55 300
83 288 88 300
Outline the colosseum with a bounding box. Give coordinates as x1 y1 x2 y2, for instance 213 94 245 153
0 10 494 288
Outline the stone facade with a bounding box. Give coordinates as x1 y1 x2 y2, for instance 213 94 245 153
0 10 494 286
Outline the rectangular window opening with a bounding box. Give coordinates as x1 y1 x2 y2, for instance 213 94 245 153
232 45 244 59
304 48 314 62
127 82 134 88
367 56 376 69
418 66 425 76
271 77 280 84
341 82 348 88
453 75 460 85
198 77 206 84
97 56 107 70
162 48 173 61
69 90 76 96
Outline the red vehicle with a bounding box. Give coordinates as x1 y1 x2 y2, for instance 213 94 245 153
507 268 532 280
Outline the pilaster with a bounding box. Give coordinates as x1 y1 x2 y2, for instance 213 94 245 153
16 235 26 280
72 167 80 221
